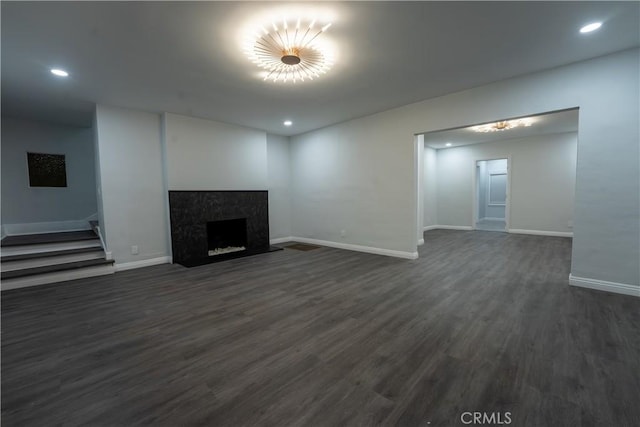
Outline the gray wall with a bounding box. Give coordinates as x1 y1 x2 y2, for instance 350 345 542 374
423 146 437 227
163 113 268 191
290 117 416 254
477 161 487 220
92 109 107 244
95 105 169 264
437 133 577 232
91 49 637 289
1 116 97 225
162 114 292 240
267 134 292 239
93 106 295 264
161 113 291 240
291 49 639 287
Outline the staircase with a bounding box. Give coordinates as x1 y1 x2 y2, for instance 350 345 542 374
1 228 114 291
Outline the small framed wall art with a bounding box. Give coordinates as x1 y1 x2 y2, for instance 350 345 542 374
27 152 67 187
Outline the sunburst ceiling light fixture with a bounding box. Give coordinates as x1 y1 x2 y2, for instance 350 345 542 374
472 118 534 133
245 17 334 83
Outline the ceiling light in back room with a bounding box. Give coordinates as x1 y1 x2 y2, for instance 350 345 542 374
445 143 452 147
245 16 334 83
283 120 293 126
471 118 534 133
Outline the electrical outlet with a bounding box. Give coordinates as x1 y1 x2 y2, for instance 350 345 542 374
131 245 139 255
340 229 346 238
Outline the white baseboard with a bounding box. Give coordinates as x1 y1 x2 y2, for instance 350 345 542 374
423 226 571 239
3 220 91 236
270 236 294 245
115 256 171 272
289 237 418 260
482 217 505 221
569 274 639 297
434 225 474 231
508 229 573 238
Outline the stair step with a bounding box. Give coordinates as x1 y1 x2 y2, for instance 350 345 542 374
1 258 114 280
0 240 102 257
1 263 115 291
1 249 106 272
1 230 98 247
1 246 104 262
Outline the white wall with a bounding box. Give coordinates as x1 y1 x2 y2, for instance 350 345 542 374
1 116 97 226
415 135 424 243
290 49 639 287
477 161 488 220
162 113 290 240
423 146 437 227
92 109 107 245
163 113 267 191
266 134 292 239
290 114 417 254
95 105 169 264
94 109 290 264
438 134 575 232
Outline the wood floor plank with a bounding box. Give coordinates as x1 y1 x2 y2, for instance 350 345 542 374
2 230 639 426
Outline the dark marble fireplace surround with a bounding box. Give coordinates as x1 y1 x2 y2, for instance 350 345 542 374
169 191 271 267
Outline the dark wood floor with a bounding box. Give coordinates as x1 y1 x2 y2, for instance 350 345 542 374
2 230 639 426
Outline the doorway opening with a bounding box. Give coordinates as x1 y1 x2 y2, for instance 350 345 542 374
474 158 508 232
415 107 579 249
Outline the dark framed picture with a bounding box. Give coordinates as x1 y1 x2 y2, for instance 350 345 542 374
27 152 67 187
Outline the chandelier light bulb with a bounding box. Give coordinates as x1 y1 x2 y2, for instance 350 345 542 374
246 16 334 83
472 118 534 133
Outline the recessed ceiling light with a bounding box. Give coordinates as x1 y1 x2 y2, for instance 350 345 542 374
50 68 69 77
580 22 602 33
283 120 293 126
445 143 452 147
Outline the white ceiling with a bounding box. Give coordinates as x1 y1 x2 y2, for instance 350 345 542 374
1 2 638 135
422 108 579 149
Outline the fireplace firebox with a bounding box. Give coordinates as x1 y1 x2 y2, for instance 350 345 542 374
207 218 247 256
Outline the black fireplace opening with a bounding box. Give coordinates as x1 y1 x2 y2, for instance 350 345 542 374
207 218 248 256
